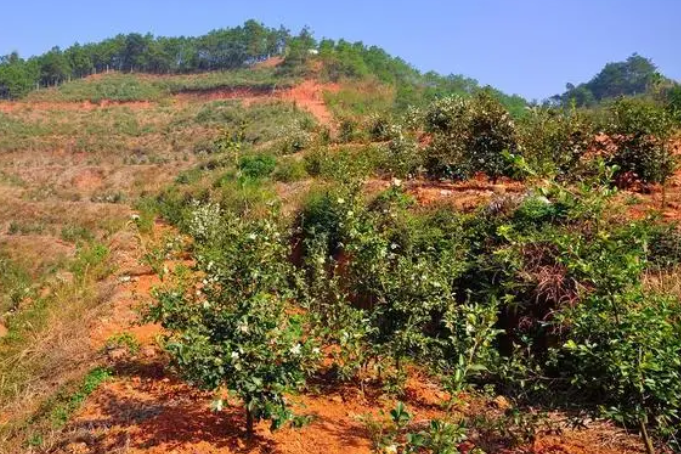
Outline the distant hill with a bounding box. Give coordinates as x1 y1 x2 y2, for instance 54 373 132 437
0 20 527 117
551 53 675 107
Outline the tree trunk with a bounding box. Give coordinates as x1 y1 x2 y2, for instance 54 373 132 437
246 408 255 437
639 418 655 454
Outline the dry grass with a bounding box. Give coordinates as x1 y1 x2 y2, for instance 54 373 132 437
643 267 681 299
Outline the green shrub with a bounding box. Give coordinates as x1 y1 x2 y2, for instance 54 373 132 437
425 91 518 179
70 242 112 281
554 293 681 443
337 117 365 143
518 107 595 178
600 98 677 184
364 113 393 141
666 85 681 123
379 124 422 178
365 402 472 454
238 153 277 179
272 159 309 183
278 118 316 154
147 205 319 434
60 224 94 243
304 145 384 182
644 222 681 270
7 221 45 236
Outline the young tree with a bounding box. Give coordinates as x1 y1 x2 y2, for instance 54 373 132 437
147 205 318 435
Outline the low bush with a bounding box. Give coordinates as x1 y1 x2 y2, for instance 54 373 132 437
599 98 677 185
517 106 596 178
272 159 309 183
238 153 277 179
147 205 319 434
304 145 384 182
424 91 519 180
379 124 422 178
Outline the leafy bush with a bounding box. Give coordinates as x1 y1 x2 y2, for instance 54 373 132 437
517 106 595 177
555 293 681 443
599 98 677 184
666 85 681 123
425 92 518 179
238 153 277 179
379 124 422 178
364 113 393 141
364 402 474 454
60 224 94 243
272 158 309 183
147 205 319 434
278 118 317 154
70 242 112 281
304 145 384 182
337 117 365 143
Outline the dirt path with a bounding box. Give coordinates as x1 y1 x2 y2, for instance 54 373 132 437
175 79 339 127
0 80 339 128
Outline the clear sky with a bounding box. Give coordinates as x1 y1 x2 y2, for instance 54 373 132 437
0 0 677 100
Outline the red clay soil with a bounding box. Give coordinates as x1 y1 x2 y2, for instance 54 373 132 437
173 79 340 127
276 80 340 127
405 176 525 210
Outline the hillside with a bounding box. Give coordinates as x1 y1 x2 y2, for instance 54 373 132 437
551 53 680 108
1 23 681 454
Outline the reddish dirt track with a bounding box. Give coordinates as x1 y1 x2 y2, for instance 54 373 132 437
0 79 338 127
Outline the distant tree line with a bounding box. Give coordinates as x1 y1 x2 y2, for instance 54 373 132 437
0 19 528 114
551 54 672 107
0 20 290 99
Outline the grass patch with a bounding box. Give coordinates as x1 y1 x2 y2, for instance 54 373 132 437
323 80 396 118
23 367 112 449
28 74 165 103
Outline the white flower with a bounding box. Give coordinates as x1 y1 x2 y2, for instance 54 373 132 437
384 445 398 454
337 198 345 204
312 347 321 355
248 233 257 240
203 301 211 309
210 399 224 412
290 343 302 355
391 178 403 187
390 243 399 250
231 351 240 360
130 214 140 221
347 211 354 217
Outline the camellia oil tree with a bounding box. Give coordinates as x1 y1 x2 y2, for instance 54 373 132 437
147 202 319 435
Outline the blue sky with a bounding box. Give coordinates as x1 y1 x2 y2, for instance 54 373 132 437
0 0 677 100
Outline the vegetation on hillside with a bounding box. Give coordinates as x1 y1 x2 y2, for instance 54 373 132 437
134 83 681 453
2 19 681 454
552 53 678 108
1 21 527 119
